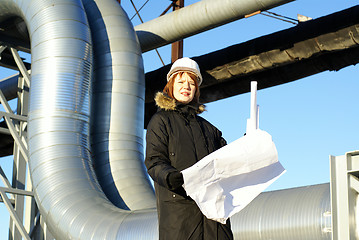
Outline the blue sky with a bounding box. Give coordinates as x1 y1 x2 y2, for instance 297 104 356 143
1 0 358 238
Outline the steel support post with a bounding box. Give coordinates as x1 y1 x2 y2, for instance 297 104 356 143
0 187 32 240
330 151 359 240
9 74 29 240
171 0 184 62
0 68 33 239
10 48 30 87
0 90 28 163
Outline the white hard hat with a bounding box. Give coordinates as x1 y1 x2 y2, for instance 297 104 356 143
167 57 203 86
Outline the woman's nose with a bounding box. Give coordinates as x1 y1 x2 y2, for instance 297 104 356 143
184 80 191 89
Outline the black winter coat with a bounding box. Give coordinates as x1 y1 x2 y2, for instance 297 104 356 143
145 92 233 240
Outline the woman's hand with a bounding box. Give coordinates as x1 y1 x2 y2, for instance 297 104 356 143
167 171 184 189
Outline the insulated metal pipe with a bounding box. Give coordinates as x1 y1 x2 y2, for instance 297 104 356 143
0 0 295 95
231 183 332 239
135 0 295 52
83 0 156 211
0 1 157 210
0 0 158 239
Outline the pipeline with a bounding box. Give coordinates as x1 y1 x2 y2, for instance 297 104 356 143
233 183 332 240
135 0 294 52
83 0 156 211
0 0 158 239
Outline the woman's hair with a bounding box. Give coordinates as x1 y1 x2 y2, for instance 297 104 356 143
163 71 200 104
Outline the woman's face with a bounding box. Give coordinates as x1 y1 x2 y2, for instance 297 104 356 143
172 72 197 104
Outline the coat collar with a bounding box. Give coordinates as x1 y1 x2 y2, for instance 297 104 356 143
154 92 205 114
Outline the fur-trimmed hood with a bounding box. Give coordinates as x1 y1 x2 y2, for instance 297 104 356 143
154 92 205 114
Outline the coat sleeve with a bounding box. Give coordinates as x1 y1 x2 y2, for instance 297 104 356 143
145 113 178 189
204 117 227 150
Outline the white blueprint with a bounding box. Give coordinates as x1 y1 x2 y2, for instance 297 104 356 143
181 129 286 224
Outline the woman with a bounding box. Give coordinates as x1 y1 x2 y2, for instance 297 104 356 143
145 57 233 240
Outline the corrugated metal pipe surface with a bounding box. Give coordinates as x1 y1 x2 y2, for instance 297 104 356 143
83 0 156 211
231 183 332 239
0 0 158 239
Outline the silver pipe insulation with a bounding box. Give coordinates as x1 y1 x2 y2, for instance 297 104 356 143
134 0 295 52
0 0 158 239
231 183 332 239
0 1 157 211
82 0 156 211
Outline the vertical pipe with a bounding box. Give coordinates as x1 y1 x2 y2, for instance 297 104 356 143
250 81 257 128
247 81 258 134
83 0 156 211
